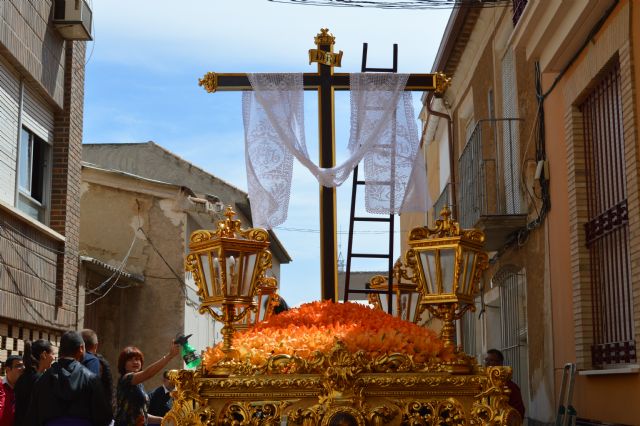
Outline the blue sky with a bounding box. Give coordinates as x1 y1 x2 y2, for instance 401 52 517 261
83 0 450 307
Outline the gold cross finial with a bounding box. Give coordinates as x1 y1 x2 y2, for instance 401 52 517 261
309 28 342 67
314 28 335 46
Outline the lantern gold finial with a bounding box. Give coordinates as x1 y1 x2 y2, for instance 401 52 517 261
409 205 484 243
217 206 242 238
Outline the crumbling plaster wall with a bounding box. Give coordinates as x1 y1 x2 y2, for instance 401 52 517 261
80 181 185 389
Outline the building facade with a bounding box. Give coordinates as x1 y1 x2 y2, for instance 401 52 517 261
80 142 291 387
407 0 640 423
0 1 88 363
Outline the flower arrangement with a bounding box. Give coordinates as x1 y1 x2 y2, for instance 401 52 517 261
203 300 450 373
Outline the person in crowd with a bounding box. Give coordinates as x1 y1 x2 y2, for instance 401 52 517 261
114 341 179 426
0 355 24 426
484 348 526 419
147 370 174 418
13 340 54 426
273 297 289 315
28 331 112 426
80 330 100 376
81 329 114 416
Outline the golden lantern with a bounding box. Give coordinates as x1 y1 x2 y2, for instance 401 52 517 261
368 260 424 324
185 206 274 359
405 206 488 356
235 277 280 331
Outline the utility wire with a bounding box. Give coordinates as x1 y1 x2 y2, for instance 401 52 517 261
268 0 512 9
0 252 79 329
137 227 201 309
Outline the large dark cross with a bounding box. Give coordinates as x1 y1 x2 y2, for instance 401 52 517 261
199 28 448 302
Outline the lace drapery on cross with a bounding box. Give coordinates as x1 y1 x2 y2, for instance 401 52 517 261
242 73 429 229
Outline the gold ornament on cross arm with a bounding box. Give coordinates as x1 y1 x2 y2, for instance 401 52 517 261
198 71 218 93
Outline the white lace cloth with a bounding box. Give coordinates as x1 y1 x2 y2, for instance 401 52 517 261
242 73 428 229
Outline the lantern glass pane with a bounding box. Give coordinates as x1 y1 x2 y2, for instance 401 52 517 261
404 292 419 323
379 292 390 315
462 250 475 296
212 255 222 297
399 292 409 321
440 249 456 294
240 253 258 297
198 253 214 298
258 294 268 321
419 251 437 294
226 255 237 296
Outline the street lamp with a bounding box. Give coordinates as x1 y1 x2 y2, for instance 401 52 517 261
368 260 424 324
406 206 488 362
185 206 274 359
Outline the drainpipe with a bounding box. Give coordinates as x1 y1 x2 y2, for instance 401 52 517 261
425 91 457 221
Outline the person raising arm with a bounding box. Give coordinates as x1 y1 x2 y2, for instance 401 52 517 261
114 341 180 426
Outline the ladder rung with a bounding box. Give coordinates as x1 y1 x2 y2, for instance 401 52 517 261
363 67 396 72
347 289 392 295
356 180 392 185
354 217 392 223
351 253 390 259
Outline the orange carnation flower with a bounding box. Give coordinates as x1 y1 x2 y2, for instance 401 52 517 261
203 300 450 372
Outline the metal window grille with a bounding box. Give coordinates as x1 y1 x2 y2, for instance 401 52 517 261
580 60 636 366
496 268 528 391
461 300 478 357
512 0 528 26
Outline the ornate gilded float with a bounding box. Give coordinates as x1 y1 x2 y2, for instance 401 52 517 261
166 207 522 425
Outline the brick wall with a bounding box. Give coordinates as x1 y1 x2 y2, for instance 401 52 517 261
0 0 65 107
50 40 85 324
0 320 61 368
563 1 638 369
0 1 85 332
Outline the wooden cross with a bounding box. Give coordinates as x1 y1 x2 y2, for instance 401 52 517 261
199 28 449 302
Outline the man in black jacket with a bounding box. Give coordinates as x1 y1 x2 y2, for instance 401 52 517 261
147 370 174 417
28 331 112 426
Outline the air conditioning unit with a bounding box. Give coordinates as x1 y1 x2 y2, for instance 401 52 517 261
53 0 93 41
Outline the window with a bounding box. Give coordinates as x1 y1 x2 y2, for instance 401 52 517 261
495 267 528 408
17 127 50 223
501 49 522 215
580 60 635 367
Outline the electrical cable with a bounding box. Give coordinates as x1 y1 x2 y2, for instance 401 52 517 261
268 0 512 9
0 252 79 329
137 227 201 309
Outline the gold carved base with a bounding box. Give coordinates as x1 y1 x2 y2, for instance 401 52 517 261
164 343 521 425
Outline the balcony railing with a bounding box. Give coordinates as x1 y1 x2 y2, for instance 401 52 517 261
432 183 450 224
457 119 527 249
